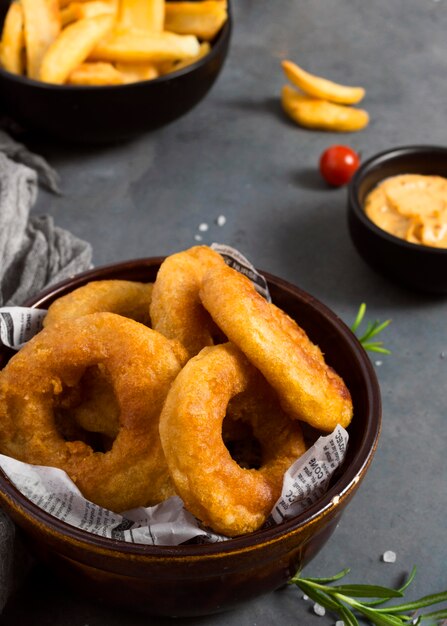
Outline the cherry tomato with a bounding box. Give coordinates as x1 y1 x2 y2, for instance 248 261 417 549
319 145 360 187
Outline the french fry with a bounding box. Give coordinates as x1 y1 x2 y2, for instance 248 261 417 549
90 29 200 63
59 0 98 7
40 14 115 84
22 0 61 79
118 0 164 33
67 61 124 84
281 84 369 132
9 0 223 86
164 1 227 41
0 2 25 75
61 1 117 27
115 61 159 83
162 41 210 74
282 60 365 105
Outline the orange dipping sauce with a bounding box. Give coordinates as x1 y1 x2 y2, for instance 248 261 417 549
365 174 447 248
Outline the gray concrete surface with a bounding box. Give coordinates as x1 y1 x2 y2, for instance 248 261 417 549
1 0 446 623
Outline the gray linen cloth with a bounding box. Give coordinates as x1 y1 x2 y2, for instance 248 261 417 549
0 132 93 612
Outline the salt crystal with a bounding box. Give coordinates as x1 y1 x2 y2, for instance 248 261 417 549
217 215 226 226
382 550 397 563
313 602 326 616
194 234 203 241
335 621 345 626
198 223 209 232
375 360 383 367
302 594 309 601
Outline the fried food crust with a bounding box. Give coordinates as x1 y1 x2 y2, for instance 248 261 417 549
159 343 307 536
55 363 120 440
200 263 353 431
43 279 153 327
43 280 154 440
150 246 226 357
0 312 188 512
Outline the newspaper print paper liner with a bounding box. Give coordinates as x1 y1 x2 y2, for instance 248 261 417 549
0 244 349 544
0 427 348 545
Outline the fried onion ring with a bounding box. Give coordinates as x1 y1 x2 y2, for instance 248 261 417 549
44 280 154 438
159 342 307 536
200 263 353 431
43 279 153 327
150 246 226 357
55 364 120 441
0 312 188 512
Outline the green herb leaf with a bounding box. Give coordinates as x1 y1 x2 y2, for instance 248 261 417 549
293 579 341 611
351 302 367 333
375 591 447 614
293 567 351 585
350 303 392 354
363 567 418 607
350 603 407 625
361 342 392 354
330 584 403 599
291 566 447 626
420 608 447 621
338 603 361 626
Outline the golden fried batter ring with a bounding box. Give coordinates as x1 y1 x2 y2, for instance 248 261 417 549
150 246 226 358
44 280 154 438
159 343 307 536
55 364 120 441
43 280 153 327
200 263 353 431
0 312 188 512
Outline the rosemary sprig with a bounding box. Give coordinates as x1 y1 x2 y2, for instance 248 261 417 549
351 303 392 354
290 566 447 625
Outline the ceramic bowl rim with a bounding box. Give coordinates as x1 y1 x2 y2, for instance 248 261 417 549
0 258 381 558
348 144 447 255
0 0 232 92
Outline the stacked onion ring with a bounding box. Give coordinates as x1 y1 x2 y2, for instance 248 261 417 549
0 246 353 536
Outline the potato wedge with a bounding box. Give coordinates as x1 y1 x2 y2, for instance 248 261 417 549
61 1 117 27
165 1 227 41
281 84 369 132
91 29 200 63
118 0 164 33
115 61 159 82
67 61 124 84
40 14 115 84
0 2 25 75
22 0 61 79
282 60 365 105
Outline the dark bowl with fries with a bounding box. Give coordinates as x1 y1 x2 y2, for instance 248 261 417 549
0 0 231 143
0 257 381 617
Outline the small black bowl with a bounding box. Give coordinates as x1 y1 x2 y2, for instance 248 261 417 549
0 0 231 143
348 145 447 294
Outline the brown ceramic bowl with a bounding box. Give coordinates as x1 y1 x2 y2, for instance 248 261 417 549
348 145 447 293
0 258 381 617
